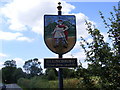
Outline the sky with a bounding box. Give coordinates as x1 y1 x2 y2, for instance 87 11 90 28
0 0 119 70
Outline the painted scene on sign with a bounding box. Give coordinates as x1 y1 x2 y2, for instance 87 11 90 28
44 15 76 54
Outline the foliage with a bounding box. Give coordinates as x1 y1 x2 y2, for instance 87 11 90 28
12 68 25 82
62 68 76 78
2 60 17 83
18 76 50 89
45 69 57 80
80 6 120 89
23 58 43 77
3 60 16 67
63 78 79 88
45 68 58 76
99 8 120 54
2 60 25 84
18 77 103 89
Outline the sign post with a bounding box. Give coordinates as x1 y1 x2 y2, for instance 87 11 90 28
58 54 63 90
58 3 63 90
44 2 77 90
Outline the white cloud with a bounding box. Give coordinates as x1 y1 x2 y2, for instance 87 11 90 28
0 30 34 42
0 0 97 69
0 53 7 69
0 0 13 3
14 58 24 68
0 30 22 40
0 61 4 69
63 52 73 58
87 38 93 44
16 37 34 42
101 32 109 42
82 62 89 68
0 53 7 58
1 0 75 34
1 0 95 41
74 13 89 39
64 0 119 2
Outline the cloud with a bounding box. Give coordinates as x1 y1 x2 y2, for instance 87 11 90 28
14 58 24 68
74 13 89 39
0 61 4 69
0 30 22 40
64 0 119 2
0 53 7 58
0 30 34 42
0 53 8 69
0 0 97 69
0 0 13 3
1 0 95 40
1 0 75 34
82 62 89 68
16 37 34 42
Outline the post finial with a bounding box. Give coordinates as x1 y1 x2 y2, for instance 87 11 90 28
57 2 62 11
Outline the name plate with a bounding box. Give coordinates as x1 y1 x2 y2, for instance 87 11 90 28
44 58 77 68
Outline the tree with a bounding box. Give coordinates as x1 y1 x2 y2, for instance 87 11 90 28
45 68 58 80
2 60 25 83
62 68 76 78
23 58 43 77
2 60 17 83
45 68 58 76
4 60 16 67
80 5 120 89
47 69 56 80
12 68 25 83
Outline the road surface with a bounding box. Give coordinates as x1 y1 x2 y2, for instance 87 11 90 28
5 84 22 90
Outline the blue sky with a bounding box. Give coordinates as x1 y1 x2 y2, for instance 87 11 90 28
0 0 119 69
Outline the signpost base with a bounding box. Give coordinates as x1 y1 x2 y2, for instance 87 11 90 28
58 68 63 90
58 54 63 90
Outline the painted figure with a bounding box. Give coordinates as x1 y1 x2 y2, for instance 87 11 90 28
52 20 68 48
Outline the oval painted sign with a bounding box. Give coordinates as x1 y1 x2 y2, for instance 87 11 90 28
44 15 76 54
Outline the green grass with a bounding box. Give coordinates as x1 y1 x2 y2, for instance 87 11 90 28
18 76 102 89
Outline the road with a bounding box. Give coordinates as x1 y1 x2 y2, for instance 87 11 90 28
5 84 22 90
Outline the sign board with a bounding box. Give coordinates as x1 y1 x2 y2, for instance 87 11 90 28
44 15 76 54
44 58 77 68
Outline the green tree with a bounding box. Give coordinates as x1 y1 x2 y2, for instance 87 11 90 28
45 68 57 80
12 68 25 83
3 60 16 67
62 68 76 78
23 58 43 77
45 68 58 76
80 5 120 89
47 69 56 80
2 60 17 83
2 60 25 83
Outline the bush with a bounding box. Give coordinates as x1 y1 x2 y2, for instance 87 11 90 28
47 69 56 80
64 78 79 88
18 76 104 89
18 76 50 89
